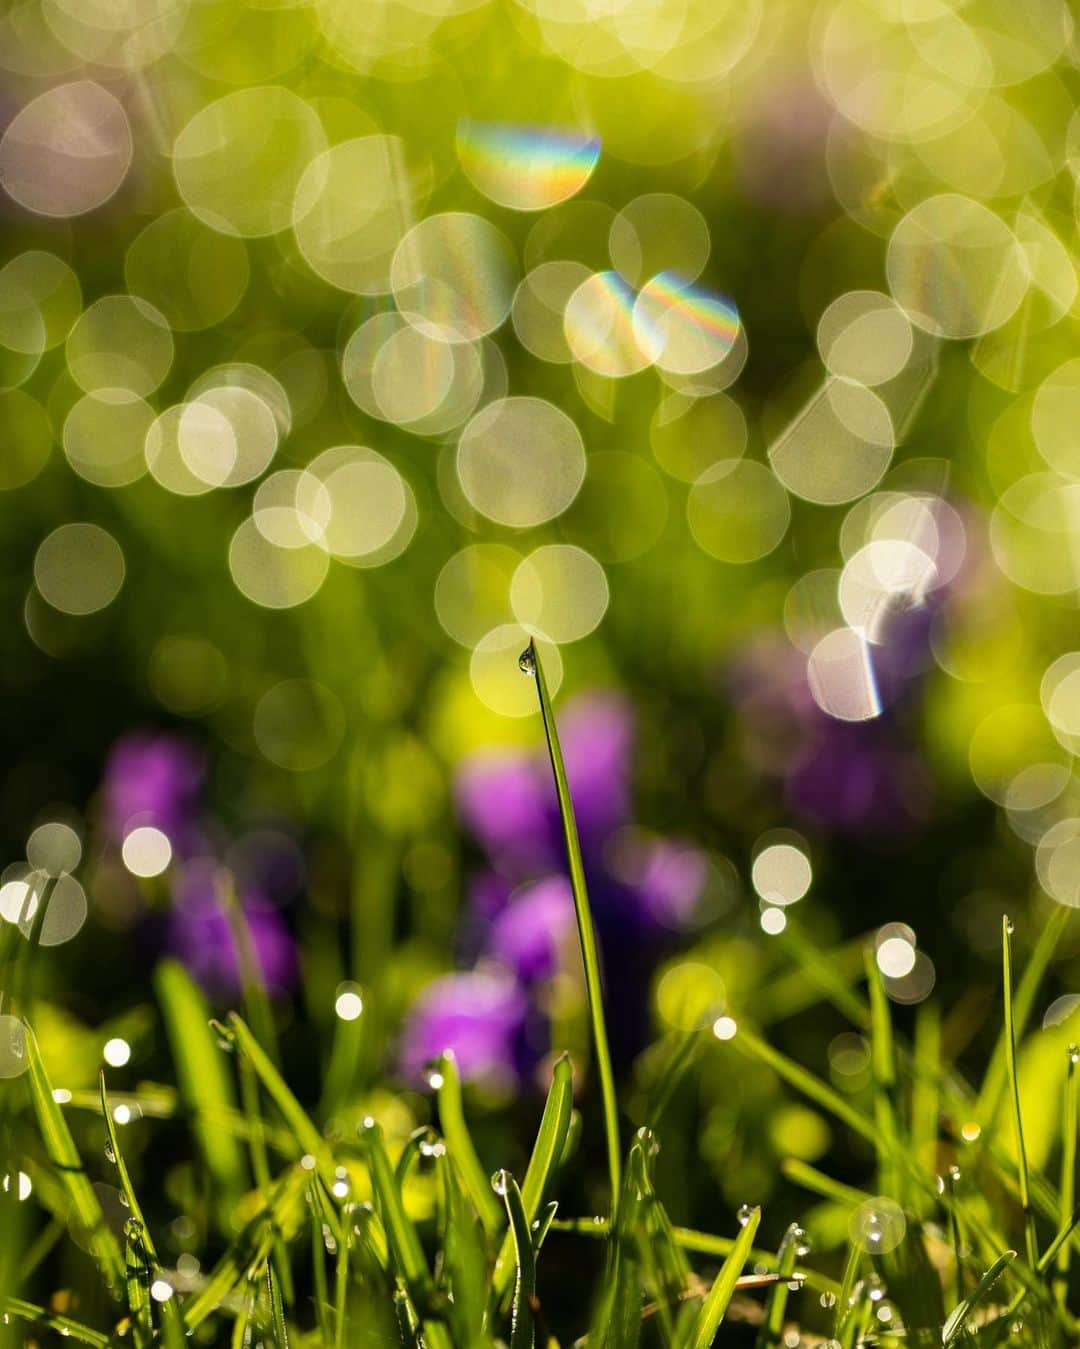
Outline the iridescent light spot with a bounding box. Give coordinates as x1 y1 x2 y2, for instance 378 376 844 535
564 270 651 377
807 627 881 722
632 272 740 375
456 121 600 211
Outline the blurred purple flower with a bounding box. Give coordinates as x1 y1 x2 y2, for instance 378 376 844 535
165 859 297 999
102 734 203 849
399 969 527 1087
489 876 576 982
403 689 708 1084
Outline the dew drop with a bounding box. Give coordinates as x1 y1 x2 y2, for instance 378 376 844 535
866 1273 886 1302
1005 917 1015 935
491 1169 510 1196
518 646 536 676
791 1224 811 1257
124 1217 143 1240
1069 1044 1079 1066
635 1125 660 1157
820 1291 837 1310
737 1203 753 1227
948 1165 961 1183
104 1143 116 1164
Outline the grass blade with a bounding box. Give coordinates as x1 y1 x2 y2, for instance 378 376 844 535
527 639 621 1208
942 1249 1016 1345
976 906 1069 1128
436 1049 502 1238
687 1205 761 1349
1056 1046 1079 1306
730 1024 876 1143
492 1051 573 1303
155 960 247 1212
227 1012 335 1187
22 1022 124 1292
495 1171 536 1349
756 1223 802 1349
1002 916 1038 1270
0 1297 109 1347
359 1118 452 1349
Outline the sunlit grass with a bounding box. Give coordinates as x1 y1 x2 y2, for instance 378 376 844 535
1 648 1079 1347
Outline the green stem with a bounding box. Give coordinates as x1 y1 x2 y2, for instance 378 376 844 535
527 639 621 1210
1002 916 1038 1271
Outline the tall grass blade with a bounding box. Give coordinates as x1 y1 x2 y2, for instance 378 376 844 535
1056 1046 1078 1307
527 638 621 1207
942 1248 1016 1344
686 1204 761 1349
436 1048 502 1238
227 1012 335 1187
976 906 1070 1128
1003 916 1039 1270
22 1022 123 1292
731 1025 876 1142
495 1171 536 1349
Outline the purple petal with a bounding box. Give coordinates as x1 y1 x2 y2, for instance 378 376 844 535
489 876 576 982
103 734 204 848
454 752 556 871
399 969 527 1087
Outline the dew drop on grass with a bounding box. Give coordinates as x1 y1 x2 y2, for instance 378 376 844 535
635 1125 660 1157
948 1165 961 1183
1005 917 1015 935
792 1225 811 1256
737 1203 753 1226
866 1273 886 1302
1069 1043 1079 1065
491 1169 509 1196
104 1143 116 1164
820 1291 837 1309
124 1217 142 1240
518 645 536 675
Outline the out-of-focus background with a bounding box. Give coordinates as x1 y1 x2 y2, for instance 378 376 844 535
1 0 1079 1325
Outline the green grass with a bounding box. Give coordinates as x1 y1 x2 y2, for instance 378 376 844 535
2 649 1079 1347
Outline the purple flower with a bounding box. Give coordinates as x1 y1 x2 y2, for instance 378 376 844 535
489 877 576 982
102 734 203 850
399 969 527 1087
455 753 555 874
165 859 297 1000
402 688 708 1085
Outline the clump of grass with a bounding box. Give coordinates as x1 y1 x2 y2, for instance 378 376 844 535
1 644 1078 1346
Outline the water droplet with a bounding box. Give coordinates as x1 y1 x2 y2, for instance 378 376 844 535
737 1203 753 1227
635 1125 660 1157
419 1134 446 1159
935 1174 946 1195
104 1143 116 1164
787 1278 803 1291
948 1165 961 1183
1005 917 1015 935
866 1273 886 1302
791 1224 811 1256
321 1222 337 1255
1069 1044 1079 1066
124 1217 143 1240
820 1291 837 1309
491 1169 509 1196
518 646 536 676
